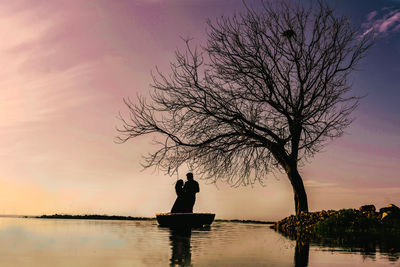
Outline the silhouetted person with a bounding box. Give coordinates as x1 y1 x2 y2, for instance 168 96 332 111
171 180 186 213
183 173 199 213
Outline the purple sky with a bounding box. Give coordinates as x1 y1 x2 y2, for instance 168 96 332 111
0 0 399 220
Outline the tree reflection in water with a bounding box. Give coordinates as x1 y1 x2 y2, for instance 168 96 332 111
279 230 400 266
313 233 400 262
167 225 399 266
295 239 310 267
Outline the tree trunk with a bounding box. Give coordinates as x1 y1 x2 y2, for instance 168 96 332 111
287 165 308 216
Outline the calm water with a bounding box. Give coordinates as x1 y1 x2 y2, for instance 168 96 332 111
0 217 398 266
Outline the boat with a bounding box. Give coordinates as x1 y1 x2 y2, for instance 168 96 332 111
156 213 215 228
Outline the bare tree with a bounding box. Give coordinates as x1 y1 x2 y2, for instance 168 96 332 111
117 0 372 215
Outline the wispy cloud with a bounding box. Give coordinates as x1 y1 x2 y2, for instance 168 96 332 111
362 8 400 37
304 180 337 188
367 10 377 21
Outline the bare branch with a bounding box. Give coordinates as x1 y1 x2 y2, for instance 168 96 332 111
117 0 372 191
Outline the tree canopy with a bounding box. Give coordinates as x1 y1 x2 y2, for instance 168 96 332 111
117 0 372 215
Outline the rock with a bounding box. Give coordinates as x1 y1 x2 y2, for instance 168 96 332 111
380 204 400 220
380 203 400 213
388 203 400 211
274 210 341 234
359 204 376 212
381 211 400 221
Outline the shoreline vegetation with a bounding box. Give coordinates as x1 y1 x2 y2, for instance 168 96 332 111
36 214 274 224
273 204 400 236
273 204 400 254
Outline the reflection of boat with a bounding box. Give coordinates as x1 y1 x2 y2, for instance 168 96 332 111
156 213 215 227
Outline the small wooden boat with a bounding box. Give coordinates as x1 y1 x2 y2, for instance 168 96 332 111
156 213 215 228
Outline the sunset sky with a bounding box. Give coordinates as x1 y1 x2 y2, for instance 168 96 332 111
0 0 399 221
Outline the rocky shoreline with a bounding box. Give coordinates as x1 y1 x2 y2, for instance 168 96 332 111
273 204 400 237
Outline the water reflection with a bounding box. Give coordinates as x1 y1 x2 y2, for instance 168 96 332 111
311 233 400 263
0 218 397 266
279 230 400 266
169 228 192 266
294 239 309 267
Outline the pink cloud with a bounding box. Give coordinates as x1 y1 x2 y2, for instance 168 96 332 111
362 8 400 37
378 11 400 32
367 11 377 21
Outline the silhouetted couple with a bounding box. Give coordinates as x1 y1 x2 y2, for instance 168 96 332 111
171 173 200 213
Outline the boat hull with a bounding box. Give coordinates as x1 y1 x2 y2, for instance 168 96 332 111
156 213 215 228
